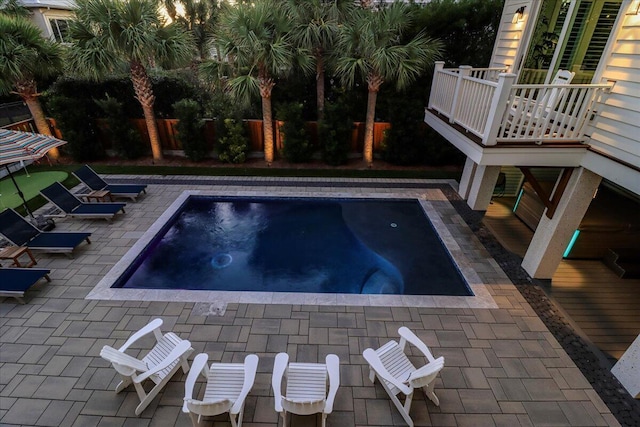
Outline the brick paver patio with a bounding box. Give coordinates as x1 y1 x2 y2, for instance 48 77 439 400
0 177 624 426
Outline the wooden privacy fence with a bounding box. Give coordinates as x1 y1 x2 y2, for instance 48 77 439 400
21 118 392 157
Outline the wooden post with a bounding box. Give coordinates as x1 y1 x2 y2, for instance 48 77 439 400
450 66 472 124
481 73 516 146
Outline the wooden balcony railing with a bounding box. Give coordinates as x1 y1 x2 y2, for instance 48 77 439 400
427 62 613 146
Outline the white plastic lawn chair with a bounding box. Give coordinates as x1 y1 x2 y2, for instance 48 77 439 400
508 69 576 130
363 327 444 427
183 353 259 427
272 353 340 427
100 318 193 416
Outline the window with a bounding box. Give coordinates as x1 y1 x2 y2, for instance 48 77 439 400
49 18 70 43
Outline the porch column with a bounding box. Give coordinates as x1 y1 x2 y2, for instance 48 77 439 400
522 167 602 279
467 165 502 211
458 157 477 200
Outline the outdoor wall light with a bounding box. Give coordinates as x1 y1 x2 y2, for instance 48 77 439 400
512 6 526 23
626 0 640 15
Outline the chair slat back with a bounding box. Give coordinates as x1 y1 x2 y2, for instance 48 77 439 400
376 340 415 382
40 182 81 213
286 363 327 401
0 208 40 245
74 165 107 191
538 69 576 115
205 364 246 401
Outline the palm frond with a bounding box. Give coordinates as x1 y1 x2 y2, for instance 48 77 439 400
228 73 260 106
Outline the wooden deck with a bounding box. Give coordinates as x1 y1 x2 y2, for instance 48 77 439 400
484 198 640 361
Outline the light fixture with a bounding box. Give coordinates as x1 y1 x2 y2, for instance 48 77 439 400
512 6 526 23
626 0 640 15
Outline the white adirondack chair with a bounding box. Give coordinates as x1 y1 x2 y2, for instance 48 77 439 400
363 327 445 427
507 69 576 132
183 353 259 427
100 318 193 416
272 353 340 427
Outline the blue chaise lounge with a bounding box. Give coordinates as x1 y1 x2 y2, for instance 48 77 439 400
73 165 147 201
0 268 51 303
0 209 91 256
40 182 126 221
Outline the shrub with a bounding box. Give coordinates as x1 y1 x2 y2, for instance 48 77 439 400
48 72 204 119
95 95 146 159
381 95 429 165
152 72 204 118
173 99 208 161
422 127 465 166
277 102 313 163
45 94 104 161
217 119 249 164
319 101 352 166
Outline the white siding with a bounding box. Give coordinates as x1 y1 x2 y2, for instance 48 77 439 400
489 0 535 71
587 12 640 173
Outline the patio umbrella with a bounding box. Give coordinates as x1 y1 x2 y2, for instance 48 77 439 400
0 129 67 219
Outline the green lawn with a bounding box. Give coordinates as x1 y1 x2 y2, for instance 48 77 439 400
0 170 69 210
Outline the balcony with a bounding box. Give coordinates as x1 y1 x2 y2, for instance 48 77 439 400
426 62 613 148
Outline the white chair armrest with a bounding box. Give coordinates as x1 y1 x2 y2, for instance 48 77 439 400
231 354 259 414
363 348 412 395
183 353 209 412
398 326 436 363
324 354 340 414
272 352 289 413
409 357 444 388
135 340 192 383
100 345 147 375
119 318 164 351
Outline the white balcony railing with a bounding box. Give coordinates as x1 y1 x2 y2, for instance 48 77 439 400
427 62 613 146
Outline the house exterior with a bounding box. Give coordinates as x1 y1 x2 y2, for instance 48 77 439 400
19 0 75 42
424 0 640 281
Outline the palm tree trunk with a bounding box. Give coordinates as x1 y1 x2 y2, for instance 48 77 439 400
259 74 275 164
316 55 325 120
364 73 383 166
142 104 162 160
130 61 162 161
364 89 377 165
17 79 59 160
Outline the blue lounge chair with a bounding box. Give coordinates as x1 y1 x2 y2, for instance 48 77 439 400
0 267 51 303
0 209 91 255
40 182 126 221
73 165 147 201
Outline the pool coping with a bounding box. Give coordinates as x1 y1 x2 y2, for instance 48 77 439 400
86 187 499 310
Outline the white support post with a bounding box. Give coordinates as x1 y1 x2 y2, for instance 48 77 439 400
449 66 472 124
458 157 477 200
612 334 640 399
481 73 516 145
466 165 501 211
427 61 445 110
521 168 602 279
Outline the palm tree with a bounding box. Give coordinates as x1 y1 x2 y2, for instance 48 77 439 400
166 0 220 61
335 3 442 165
67 0 195 162
285 0 353 119
0 0 30 18
211 0 308 164
0 15 63 159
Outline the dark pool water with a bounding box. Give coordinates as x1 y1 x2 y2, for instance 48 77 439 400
112 197 471 296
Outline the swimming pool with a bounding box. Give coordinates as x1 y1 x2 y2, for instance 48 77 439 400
111 195 471 296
